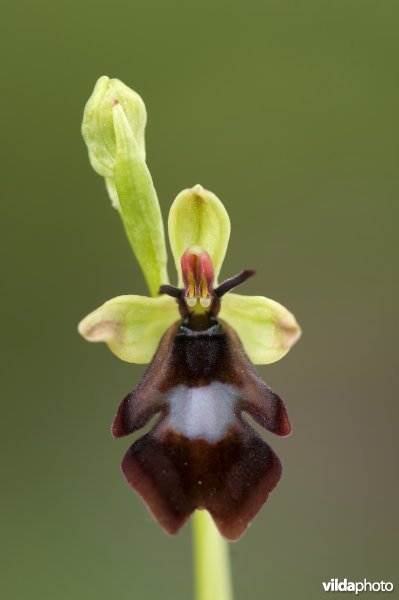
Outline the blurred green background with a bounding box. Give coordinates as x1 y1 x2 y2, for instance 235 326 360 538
2 1 398 598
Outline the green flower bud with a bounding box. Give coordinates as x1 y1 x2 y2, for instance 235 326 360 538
81 77 169 297
82 75 146 179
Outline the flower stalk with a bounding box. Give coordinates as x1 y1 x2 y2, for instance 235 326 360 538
192 511 233 600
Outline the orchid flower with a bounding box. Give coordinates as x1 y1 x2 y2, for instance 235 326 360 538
79 77 301 542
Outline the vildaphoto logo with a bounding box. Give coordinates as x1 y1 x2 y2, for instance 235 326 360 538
322 579 394 594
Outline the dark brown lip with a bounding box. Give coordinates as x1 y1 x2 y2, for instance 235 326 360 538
112 316 290 540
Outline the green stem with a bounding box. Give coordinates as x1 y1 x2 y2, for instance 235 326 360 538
192 510 233 600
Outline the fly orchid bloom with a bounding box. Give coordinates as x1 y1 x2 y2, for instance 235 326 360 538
79 77 301 541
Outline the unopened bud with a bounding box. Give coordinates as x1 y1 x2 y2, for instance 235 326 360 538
82 76 146 179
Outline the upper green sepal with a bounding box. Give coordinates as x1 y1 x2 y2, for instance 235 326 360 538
82 76 146 179
168 185 230 287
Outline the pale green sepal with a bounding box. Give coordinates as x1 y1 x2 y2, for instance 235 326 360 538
168 185 231 287
113 103 169 296
78 295 178 364
82 75 146 179
220 293 301 364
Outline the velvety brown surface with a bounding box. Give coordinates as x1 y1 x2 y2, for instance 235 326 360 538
121 426 281 541
113 313 290 539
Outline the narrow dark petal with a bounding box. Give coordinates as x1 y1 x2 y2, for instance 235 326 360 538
121 420 281 541
158 284 183 298
214 269 256 298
